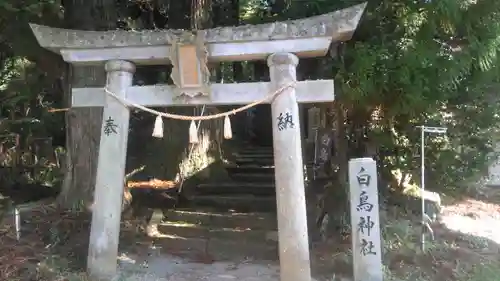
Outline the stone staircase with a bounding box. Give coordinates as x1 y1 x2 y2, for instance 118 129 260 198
155 207 279 260
188 145 277 212
150 145 328 260
151 145 279 259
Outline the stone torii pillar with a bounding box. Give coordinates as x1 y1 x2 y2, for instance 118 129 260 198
87 60 135 279
268 53 311 281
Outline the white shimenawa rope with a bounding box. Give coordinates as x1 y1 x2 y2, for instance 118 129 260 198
104 81 296 143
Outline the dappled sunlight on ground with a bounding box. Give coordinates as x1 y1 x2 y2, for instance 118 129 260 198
442 198 500 218
116 251 280 281
441 214 500 243
375 188 500 281
440 189 500 243
3 187 500 281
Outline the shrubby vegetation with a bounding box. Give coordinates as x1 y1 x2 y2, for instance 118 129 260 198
0 0 499 201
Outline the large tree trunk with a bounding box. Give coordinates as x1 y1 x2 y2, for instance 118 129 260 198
57 0 117 210
125 0 228 195
191 0 212 29
183 0 227 185
315 46 352 240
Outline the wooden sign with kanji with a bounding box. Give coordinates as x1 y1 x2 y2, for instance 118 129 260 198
169 32 210 99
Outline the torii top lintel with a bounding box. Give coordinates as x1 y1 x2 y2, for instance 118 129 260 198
29 3 366 66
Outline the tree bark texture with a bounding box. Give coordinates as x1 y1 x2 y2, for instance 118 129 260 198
57 0 117 210
191 0 212 29
125 0 228 190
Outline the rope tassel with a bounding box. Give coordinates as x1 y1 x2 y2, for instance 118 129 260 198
224 115 233 139
189 120 199 144
152 115 164 138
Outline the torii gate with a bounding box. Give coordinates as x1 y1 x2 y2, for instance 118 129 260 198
30 4 366 281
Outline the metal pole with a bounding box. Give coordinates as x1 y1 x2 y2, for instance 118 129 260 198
418 125 446 252
14 207 20 241
420 126 425 251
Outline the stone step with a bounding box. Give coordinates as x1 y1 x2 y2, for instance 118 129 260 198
233 151 274 159
196 182 275 196
226 164 315 176
163 209 277 230
225 165 275 175
228 173 275 182
233 153 273 159
239 147 273 154
157 221 273 242
189 195 276 212
235 157 274 166
151 235 278 261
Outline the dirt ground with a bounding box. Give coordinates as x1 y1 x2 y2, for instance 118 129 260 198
1 187 500 281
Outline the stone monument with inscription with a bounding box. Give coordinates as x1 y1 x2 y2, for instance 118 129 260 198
30 4 367 281
348 157 383 281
